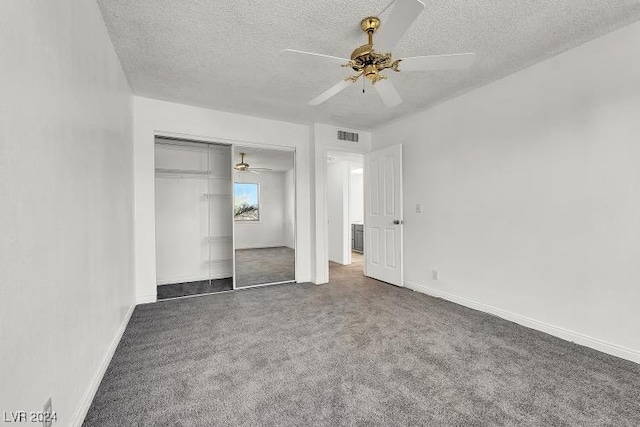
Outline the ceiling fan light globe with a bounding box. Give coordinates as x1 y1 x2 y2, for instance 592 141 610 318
365 64 379 81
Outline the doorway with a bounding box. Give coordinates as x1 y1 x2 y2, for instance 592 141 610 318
325 145 404 287
327 151 364 273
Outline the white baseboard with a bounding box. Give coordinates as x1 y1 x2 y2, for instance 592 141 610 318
236 244 287 250
71 303 135 426
136 294 157 305
405 280 640 365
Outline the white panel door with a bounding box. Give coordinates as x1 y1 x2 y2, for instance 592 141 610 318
364 144 403 286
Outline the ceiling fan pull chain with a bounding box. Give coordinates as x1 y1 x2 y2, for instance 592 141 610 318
363 77 365 94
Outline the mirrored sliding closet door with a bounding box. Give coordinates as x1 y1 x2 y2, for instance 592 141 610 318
155 137 233 300
232 146 296 288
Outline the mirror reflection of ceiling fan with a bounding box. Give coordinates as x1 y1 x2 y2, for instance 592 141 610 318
281 0 476 107
234 153 273 175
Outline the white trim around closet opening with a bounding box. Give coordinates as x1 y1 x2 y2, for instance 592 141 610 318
231 143 237 291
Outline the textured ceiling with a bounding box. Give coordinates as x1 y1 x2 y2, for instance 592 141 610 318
97 0 640 130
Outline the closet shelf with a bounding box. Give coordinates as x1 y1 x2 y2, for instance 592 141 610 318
155 168 229 180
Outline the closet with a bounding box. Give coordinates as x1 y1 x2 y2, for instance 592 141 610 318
154 137 233 299
154 137 297 300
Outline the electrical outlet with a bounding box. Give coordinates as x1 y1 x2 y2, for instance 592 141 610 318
416 203 422 214
432 269 439 281
42 398 52 427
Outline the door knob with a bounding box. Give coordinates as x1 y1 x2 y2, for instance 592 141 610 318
393 220 403 225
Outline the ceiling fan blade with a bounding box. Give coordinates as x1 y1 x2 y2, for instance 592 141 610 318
400 53 476 71
251 168 273 171
375 79 402 107
375 0 425 53
308 79 353 106
248 170 260 175
280 49 349 65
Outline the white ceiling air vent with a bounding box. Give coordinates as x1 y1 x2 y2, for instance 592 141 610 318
337 130 359 143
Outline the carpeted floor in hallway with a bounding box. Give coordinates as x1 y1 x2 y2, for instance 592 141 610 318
84 259 640 426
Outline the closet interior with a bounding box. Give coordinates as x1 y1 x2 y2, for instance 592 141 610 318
154 137 233 300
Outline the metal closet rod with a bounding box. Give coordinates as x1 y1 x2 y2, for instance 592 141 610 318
155 168 213 175
155 136 231 148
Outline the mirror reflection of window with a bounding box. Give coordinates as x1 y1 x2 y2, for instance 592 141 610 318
234 182 260 221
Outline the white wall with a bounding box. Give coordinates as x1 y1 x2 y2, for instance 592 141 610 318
133 96 312 302
373 22 640 363
0 2 134 425
234 171 287 249
284 168 295 249
349 169 364 224
327 161 350 264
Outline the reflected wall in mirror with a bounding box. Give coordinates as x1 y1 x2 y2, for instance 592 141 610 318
233 147 295 288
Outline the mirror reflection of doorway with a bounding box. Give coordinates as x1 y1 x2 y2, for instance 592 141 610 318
233 147 296 288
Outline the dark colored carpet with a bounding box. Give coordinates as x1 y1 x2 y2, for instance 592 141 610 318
157 278 233 300
84 261 640 426
235 246 295 288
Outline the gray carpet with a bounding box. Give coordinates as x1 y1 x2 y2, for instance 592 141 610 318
235 246 295 288
84 261 640 426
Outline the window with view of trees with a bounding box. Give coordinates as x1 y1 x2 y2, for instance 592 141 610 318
234 182 259 221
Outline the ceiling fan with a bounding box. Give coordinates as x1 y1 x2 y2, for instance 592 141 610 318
234 153 272 174
281 0 476 107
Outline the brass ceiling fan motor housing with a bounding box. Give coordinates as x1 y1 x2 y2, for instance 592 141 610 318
235 153 249 171
347 16 400 83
